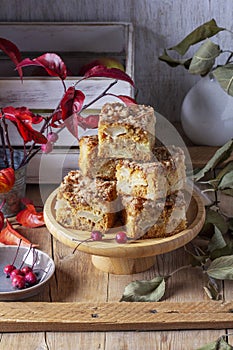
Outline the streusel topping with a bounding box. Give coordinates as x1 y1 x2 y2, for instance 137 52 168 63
99 103 156 129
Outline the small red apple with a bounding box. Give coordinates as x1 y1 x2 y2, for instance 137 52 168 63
79 57 125 75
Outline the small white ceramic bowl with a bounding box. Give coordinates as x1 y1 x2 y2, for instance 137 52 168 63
0 245 55 301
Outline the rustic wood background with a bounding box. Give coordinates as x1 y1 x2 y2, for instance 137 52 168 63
0 0 232 122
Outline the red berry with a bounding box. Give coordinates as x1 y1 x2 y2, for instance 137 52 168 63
41 142 53 154
4 264 16 277
25 271 37 285
10 269 24 280
91 231 103 241
21 266 33 275
47 132 59 143
115 231 128 244
12 275 26 289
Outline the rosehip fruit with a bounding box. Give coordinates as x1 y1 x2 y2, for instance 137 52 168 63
12 275 26 289
25 271 37 285
115 231 128 244
10 268 24 280
91 230 103 241
41 142 53 154
47 132 59 143
4 264 16 277
21 266 33 275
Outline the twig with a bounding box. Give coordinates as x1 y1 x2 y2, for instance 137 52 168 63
0 121 9 167
213 169 219 208
81 80 118 111
1 113 15 169
168 264 193 277
22 146 41 165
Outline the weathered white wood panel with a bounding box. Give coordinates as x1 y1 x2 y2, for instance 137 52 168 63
0 0 232 121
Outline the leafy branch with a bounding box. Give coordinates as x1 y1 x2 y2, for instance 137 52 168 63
159 18 233 96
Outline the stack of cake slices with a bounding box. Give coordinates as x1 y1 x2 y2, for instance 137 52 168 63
55 102 187 240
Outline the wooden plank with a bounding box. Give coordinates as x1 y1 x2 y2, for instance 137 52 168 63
104 330 226 350
188 146 219 168
0 333 48 350
0 301 233 332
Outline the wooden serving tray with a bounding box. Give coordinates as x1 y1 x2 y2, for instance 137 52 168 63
44 186 205 274
1 301 233 332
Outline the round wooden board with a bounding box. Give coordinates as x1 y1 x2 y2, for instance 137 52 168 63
44 186 205 274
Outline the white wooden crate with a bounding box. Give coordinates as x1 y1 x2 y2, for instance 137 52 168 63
0 22 134 183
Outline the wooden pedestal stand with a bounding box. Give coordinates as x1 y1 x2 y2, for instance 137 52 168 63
44 187 205 275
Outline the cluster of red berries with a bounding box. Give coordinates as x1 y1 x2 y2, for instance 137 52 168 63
4 264 38 289
3 242 38 290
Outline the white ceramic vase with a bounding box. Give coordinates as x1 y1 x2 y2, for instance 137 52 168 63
181 75 233 146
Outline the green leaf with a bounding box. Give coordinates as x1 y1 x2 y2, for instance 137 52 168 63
208 226 227 252
159 49 191 68
229 218 233 231
196 337 233 350
207 255 233 280
210 242 233 260
189 40 220 75
222 189 233 196
216 161 233 181
218 170 233 190
194 139 233 181
120 277 166 302
199 178 219 189
213 64 233 96
169 19 225 56
202 208 228 235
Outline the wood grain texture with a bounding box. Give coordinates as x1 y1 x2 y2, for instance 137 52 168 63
0 184 228 349
0 301 233 332
43 186 205 271
0 0 232 122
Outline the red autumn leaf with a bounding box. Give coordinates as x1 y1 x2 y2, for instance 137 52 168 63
50 110 64 128
0 168 15 193
63 114 80 139
2 106 47 144
2 106 42 123
64 114 99 139
17 53 67 80
60 87 86 138
115 95 137 105
61 87 85 120
0 37 23 79
0 219 37 247
84 65 135 87
16 204 44 228
17 119 47 144
20 197 34 206
78 114 99 130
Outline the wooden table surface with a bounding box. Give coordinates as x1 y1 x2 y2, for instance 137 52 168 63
1 173 233 350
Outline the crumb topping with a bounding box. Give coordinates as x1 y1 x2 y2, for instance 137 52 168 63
99 102 156 129
58 170 117 206
79 135 98 148
116 159 164 174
